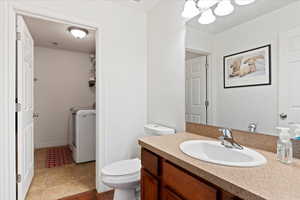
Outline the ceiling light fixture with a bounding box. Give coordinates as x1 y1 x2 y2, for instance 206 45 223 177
198 9 216 24
214 0 234 16
235 0 256 6
197 0 218 9
182 0 200 19
68 27 89 39
182 0 256 24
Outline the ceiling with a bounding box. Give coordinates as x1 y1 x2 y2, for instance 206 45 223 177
187 0 299 34
104 0 161 11
24 16 96 54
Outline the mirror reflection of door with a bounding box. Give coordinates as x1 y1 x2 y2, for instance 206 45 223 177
185 51 207 124
279 27 300 127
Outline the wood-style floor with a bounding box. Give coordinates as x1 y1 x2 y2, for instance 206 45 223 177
58 190 114 200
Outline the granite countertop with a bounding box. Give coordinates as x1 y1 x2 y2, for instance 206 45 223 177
139 132 300 200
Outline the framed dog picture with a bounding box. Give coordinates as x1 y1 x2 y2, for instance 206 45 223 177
223 45 271 88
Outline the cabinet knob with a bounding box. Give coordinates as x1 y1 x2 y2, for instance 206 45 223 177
280 113 287 120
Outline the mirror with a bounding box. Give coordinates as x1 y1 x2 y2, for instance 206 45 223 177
184 0 300 135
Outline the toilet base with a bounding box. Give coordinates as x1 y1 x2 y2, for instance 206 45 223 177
114 189 136 200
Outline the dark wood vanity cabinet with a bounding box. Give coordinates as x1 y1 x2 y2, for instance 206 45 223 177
162 188 184 200
141 169 159 200
141 148 241 200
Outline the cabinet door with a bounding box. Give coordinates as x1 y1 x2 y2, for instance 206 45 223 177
141 169 159 200
163 188 183 200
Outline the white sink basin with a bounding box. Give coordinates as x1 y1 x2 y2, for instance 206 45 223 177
180 140 267 167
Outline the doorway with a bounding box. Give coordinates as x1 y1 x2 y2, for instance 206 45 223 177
185 50 210 125
16 13 98 200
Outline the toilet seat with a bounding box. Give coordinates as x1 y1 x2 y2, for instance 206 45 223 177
102 158 141 176
102 172 140 184
102 158 141 183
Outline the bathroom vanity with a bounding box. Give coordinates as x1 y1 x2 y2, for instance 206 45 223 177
141 148 240 200
139 132 300 200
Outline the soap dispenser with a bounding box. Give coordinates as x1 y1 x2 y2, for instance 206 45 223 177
295 128 300 140
276 127 293 164
292 127 300 159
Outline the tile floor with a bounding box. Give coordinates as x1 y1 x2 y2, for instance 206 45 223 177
26 148 96 200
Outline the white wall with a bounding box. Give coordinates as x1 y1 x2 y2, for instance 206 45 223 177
2 0 147 195
15 0 147 159
147 0 214 132
211 1 300 134
147 0 186 132
34 47 94 148
186 26 213 54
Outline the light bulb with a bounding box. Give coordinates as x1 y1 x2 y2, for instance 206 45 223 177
68 27 88 39
198 9 216 25
182 0 200 19
214 0 234 16
197 0 218 9
235 0 256 6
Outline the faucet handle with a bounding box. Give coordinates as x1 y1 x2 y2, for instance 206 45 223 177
218 128 233 138
218 128 226 133
218 127 232 131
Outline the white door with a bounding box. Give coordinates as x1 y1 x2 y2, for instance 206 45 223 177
279 27 300 127
185 56 207 124
17 15 34 200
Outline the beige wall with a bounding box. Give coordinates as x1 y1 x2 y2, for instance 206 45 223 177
34 46 95 148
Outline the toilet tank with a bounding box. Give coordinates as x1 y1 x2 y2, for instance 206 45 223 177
144 124 175 136
135 124 175 159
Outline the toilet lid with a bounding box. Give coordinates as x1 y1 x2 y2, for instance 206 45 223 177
102 158 141 176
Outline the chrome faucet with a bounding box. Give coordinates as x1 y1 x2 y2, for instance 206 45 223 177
218 128 243 150
248 122 257 133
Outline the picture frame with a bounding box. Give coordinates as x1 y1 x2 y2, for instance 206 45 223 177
223 45 271 89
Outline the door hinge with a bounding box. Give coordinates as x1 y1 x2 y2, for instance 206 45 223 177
16 103 22 112
16 32 21 41
17 174 21 183
205 63 209 69
205 100 209 107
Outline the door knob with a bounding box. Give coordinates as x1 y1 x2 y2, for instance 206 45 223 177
280 113 287 120
33 113 39 118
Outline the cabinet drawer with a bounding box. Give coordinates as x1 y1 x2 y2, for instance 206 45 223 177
163 161 217 200
141 148 159 176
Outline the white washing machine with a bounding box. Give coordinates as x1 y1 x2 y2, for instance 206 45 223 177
70 109 96 163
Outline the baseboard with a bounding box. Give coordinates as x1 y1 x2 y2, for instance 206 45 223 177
97 176 111 193
35 140 68 149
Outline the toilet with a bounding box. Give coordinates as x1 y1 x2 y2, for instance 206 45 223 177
101 124 175 200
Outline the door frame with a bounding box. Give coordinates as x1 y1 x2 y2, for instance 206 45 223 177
185 48 213 125
5 2 106 198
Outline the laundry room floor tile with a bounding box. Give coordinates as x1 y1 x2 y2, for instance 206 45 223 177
26 148 96 200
